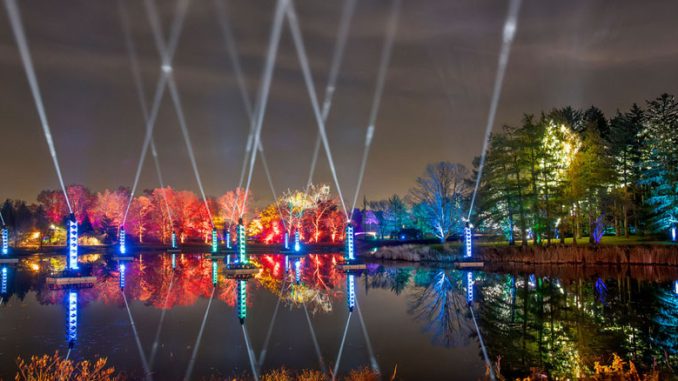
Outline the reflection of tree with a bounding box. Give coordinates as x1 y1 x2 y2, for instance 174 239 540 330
652 288 678 358
407 270 472 347
368 266 412 295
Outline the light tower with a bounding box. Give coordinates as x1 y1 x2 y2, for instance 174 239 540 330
284 232 289 250
119 263 126 290
237 279 247 324
1 225 8 255
226 230 232 249
294 230 301 252
212 259 218 286
67 214 78 270
294 259 301 284
212 228 218 253
347 274 356 312
464 222 473 258
171 253 176 270
67 291 78 347
237 218 247 264
1 266 7 295
345 224 355 260
466 271 474 304
119 227 126 255
672 226 676 242
171 231 177 249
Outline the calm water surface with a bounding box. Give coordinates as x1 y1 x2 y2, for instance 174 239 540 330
0 252 676 380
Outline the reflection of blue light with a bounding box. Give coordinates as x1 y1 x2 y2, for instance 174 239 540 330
119 263 126 290
68 291 77 344
1 267 7 294
171 231 177 249
1 227 8 255
226 231 231 249
294 231 300 252
347 274 356 311
528 274 536 288
237 280 247 323
284 232 289 250
464 225 472 258
67 216 78 270
171 253 176 269
674 280 678 294
345 225 354 260
294 260 301 284
119 227 126 255
212 229 218 253
672 227 676 242
237 222 247 264
466 271 474 303
212 260 218 286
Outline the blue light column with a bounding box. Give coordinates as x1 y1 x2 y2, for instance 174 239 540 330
347 274 356 312
67 214 78 270
1 266 7 295
294 260 301 284
171 253 176 270
171 231 177 249
466 271 474 304
464 223 472 258
1 226 8 255
212 228 218 253
294 231 300 252
226 231 231 249
345 225 354 260
237 219 247 264
119 263 126 290
672 226 676 242
674 280 678 295
119 227 126 255
284 232 289 250
237 280 247 324
212 260 218 286
67 291 77 346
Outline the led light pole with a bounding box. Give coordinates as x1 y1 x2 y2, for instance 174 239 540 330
237 219 247 264
1 266 7 295
67 214 78 270
284 232 289 250
347 274 356 312
212 228 218 253
68 291 78 346
464 222 473 258
119 227 126 255
237 279 247 324
345 224 354 260
294 230 300 252
119 263 126 290
466 271 474 304
171 231 177 249
226 231 232 249
212 259 218 286
294 260 301 284
1 225 8 255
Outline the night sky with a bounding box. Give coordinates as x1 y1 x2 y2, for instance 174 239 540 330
1 0 677 206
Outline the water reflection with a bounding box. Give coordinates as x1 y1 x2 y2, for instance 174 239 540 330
0 254 675 379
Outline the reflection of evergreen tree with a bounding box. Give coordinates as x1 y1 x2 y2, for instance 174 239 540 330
652 289 678 360
407 270 472 347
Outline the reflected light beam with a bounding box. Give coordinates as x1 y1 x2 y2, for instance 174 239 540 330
122 292 152 380
303 302 327 374
4 0 73 213
242 324 259 381
468 0 522 219
183 287 215 381
148 274 174 371
355 299 379 374
332 312 352 380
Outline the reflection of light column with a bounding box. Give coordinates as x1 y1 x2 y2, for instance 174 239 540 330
1 226 8 255
119 263 126 290
237 280 247 324
466 271 474 304
67 214 78 270
237 219 247 264
1 266 7 294
464 223 472 258
171 231 177 249
674 280 678 294
347 274 356 312
68 291 77 345
345 224 354 260
294 260 301 284
212 260 218 286
119 227 126 255
212 228 218 253
294 230 300 252
171 253 176 270
284 232 289 250
672 227 676 242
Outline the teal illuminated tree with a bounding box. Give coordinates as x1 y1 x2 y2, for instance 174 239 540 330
640 94 678 235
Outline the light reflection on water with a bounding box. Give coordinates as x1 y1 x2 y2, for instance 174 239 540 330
0 253 676 380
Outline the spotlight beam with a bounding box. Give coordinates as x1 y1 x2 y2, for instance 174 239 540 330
4 0 73 213
123 292 152 380
306 0 357 189
285 0 348 217
122 0 190 225
468 0 522 219
148 273 175 371
183 287 215 381
331 312 352 380
349 0 401 216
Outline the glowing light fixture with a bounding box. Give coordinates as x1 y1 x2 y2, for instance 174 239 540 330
1 267 7 295
464 223 472 258
347 274 356 312
171 231 177 249
294 231 300 252
345 224 354 260
119 227 126 255
212 260 218 286
119 263 126 290
294 260 301 284
171 253 176 270
1 226 8 255
237 219 247 264
672 227 676 242
466 271 474 304
284 232 289 250
226 231 231 249
237 280 247 324
68 291 77 344
212 228 218 253
67 214 78 270
674 280 678 295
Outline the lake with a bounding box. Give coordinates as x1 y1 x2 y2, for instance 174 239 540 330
0 252 676 379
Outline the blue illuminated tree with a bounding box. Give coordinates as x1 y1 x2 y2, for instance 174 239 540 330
640 94 678 235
